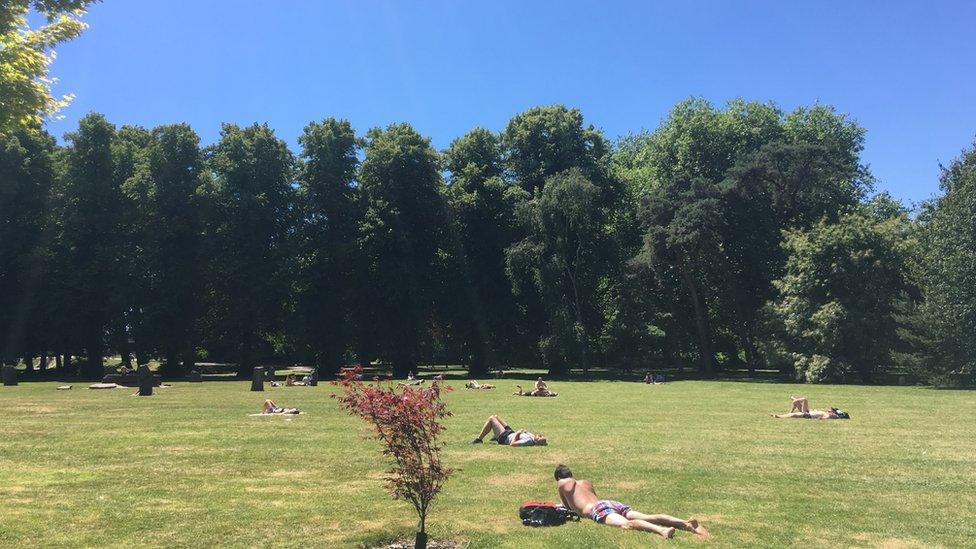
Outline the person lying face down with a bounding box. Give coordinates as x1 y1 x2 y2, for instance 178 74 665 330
554 464 710 540
772 396 850 419
470 415 547 446
261 399 300 415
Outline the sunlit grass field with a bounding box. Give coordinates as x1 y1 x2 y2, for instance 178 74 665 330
1 376 974 547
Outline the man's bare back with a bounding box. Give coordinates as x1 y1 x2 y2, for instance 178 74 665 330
558 478 599 516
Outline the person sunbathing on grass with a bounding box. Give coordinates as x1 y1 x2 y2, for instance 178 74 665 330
514 384 557 397
261 399 300 415
465 380 496 389
772 396 850 419
470 415 547 446
554 464 710 540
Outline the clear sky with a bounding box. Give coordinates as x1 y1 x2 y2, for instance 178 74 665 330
43 0 976 204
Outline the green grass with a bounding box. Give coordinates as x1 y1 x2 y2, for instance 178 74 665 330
0 379 974 548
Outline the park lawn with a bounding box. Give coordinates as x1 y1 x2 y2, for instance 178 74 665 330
0 378 974 548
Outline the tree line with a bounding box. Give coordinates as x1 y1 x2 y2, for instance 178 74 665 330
1 101 973 383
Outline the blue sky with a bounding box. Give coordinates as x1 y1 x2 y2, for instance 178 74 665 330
43 0 975 204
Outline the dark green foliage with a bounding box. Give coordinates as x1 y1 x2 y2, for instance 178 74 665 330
124 124 207 375
905 143 976 383
770 213 913 383
506 169 609 375
358 123 448 377
1 102 970 384
293 118 361 376
0 128 55 367
205 123 295 378
57 114 133 379
443 129 522 376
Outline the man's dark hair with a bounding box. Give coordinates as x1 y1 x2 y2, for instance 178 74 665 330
554 464 573 480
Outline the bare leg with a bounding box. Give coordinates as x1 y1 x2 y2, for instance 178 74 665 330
262 400 276 413
604 513 674 538
625 511 710 538
475 415 506 441
789 397 809 413
773 412 808 418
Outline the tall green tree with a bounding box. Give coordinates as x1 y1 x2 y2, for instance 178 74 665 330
771 212 912 383
501 105 618 371
358 123 447 377
0 127 56 368
629 99 870 375
58 113 130 379
124 123 207 376
908 142 976 382
293 118 361 375
506 169 610 376
206 123 295 378
443 128 522 376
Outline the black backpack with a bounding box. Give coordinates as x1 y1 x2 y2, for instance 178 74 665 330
519 501 580 527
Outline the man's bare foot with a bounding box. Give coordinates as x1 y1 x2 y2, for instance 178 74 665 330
661 527 675 539
687 517 710 539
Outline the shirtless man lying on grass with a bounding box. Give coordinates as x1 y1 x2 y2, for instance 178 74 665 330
554 464 709 540
773 396 850 419
470 415 547 446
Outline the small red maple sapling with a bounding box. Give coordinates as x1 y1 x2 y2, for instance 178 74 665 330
333 367 455 549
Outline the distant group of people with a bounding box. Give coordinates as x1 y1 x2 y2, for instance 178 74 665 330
643 371 665 384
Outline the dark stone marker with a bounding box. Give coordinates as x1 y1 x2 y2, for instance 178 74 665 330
187 370 202 383
137 364 153 396
309 368 319 387
2 365 17 386
251 367 264 391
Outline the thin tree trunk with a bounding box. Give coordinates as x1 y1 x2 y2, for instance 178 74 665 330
238 329 254 379
677 258 713 378
23 353 34 376
84 322 104 380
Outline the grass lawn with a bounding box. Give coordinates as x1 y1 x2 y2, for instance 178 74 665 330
0 377 974 548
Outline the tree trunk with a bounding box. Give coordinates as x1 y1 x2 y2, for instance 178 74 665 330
467 337 489 379
182 341 196 376
22 353 34 377
730 292 760 376
84 323 104 380
238 330 254 379
55 354 63 371
164 347 180 379
677 259 713 378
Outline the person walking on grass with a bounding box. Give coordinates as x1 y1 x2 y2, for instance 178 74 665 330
554 464 710 540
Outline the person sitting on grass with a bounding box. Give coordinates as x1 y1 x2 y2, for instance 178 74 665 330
773 396 850 419
261 399 300 415
465 380 496 389
470 415 547 446
514 384 557 397
554 464 709 540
